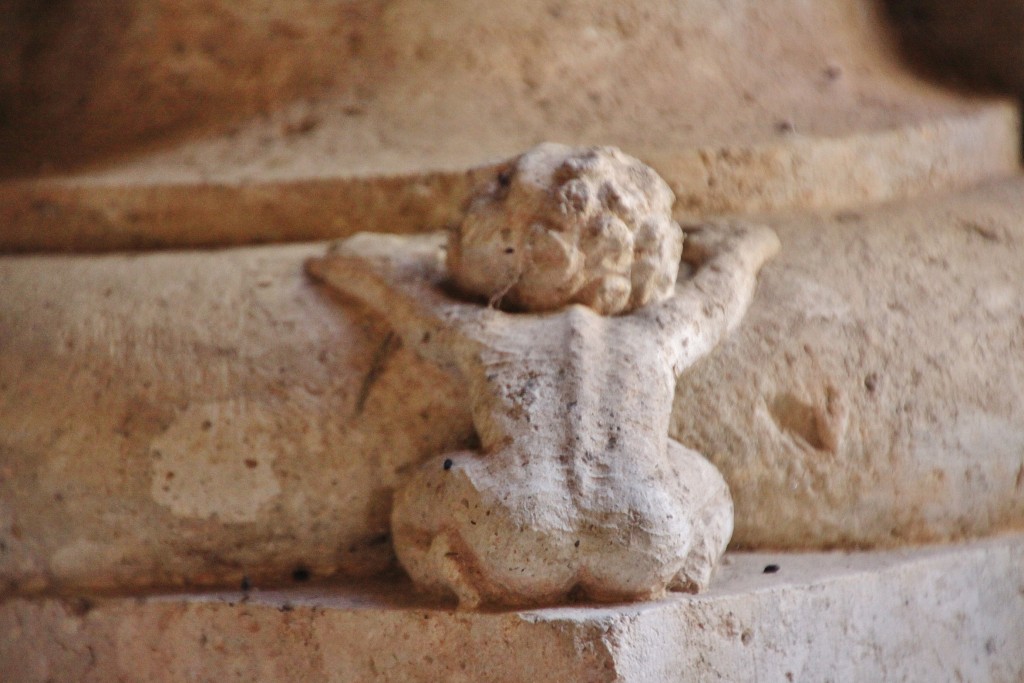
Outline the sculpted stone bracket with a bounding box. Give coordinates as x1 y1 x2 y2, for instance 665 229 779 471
306 145 779 608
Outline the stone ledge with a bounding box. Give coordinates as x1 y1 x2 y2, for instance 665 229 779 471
3 534 1022 682
3 0 1021 253
1 105 1016 253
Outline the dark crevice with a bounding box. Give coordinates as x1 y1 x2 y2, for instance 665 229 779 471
878 0 1024 163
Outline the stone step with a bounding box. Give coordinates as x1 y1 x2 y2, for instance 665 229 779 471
1 0 1018 252
3 534 1022 682
3 174 1023 598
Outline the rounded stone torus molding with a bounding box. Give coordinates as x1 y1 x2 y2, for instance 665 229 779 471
5 179 1024 599
0 0 1018 252
0 242 477 597
448 143 683 315
672 177 1024 550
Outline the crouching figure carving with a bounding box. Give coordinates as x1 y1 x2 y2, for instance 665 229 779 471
307 143 779 607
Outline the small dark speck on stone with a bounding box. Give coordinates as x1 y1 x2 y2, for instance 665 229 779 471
70 597 94 617
280 603 294 612
574 540 580 548
240 575 251 591
443 458 453 471
763 564 781 574
292 566 311 582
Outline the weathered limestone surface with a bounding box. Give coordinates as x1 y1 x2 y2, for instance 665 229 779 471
1 0 1018 252
307 215 777 606
674 176 1024 548
0 243 475 595
3 177 1023 595
6 175 1024 593
3 534 1022 682
3 0 1023 677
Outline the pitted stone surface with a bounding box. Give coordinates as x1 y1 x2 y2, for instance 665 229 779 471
308 220 779 607
2 1 1018 253
3 535 1022 682
673 179 1024 549
447 143 683 315
4 179 1024 597
0 243 475 597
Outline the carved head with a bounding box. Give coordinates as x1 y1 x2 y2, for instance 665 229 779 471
447 143 683 315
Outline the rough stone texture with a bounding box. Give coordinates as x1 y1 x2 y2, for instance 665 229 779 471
3 177 1024 595
673 176 1024 549
0 243 476 596
0 0 1019 252
448 143 683 315
0 165 502 252
307 221 778 606
2 534 1021 682
2 0 1022 676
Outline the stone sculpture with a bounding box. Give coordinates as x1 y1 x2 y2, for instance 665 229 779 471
448 143 683 315
307 144 779 607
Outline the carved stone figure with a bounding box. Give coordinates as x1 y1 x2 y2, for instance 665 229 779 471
448 143 683 315
308 144 779 607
